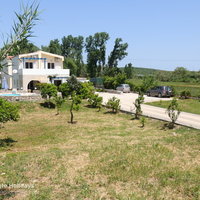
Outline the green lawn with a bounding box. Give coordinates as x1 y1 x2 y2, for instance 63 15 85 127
146 99 200 115
0 101 200 199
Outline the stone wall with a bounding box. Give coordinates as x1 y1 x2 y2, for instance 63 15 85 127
0 95 42 102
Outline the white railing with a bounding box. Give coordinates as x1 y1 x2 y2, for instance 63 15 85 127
21 69 70 76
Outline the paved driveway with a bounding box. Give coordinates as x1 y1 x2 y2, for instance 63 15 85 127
98 92 200 130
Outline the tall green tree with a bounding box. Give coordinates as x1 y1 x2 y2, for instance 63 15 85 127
85 32 110 77
18 39 39 54
48 39 62 55
64 58 78 76
61 35 84 76
124 63 134 79
108 38 128 68
0 1 40 67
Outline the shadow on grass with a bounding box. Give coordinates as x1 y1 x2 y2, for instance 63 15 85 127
40 101 55 109
104 111 117 115
0 188 15 200
0 137 17 148
161 122 176 130
84 105 96 109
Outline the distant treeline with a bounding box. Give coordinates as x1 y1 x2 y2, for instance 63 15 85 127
131 67 200 83
19 34 200 83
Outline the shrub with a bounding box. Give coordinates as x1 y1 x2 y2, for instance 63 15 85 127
69 92 82 124
171 86 177 97
166 98 181 129
125 80 136 92
103 73 126 89
39 83 57 99
53 96 65 115
58 82 71 98
0 99 19 125
180 90 191 99
106 97 120 113
88 94 103 111
103 76 116 89
79 82 95 99
134 94 144 119
140 116 146 128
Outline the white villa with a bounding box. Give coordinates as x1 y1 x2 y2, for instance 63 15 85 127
1 51 70 91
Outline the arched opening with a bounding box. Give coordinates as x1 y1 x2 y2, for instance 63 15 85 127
27 80 40 92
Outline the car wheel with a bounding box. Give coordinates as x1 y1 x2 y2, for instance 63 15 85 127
147 92 150 96
158 93 162 98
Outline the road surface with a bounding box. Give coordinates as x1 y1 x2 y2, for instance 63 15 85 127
98 92 200 130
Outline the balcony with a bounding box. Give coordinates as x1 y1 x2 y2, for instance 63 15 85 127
20 68 70 77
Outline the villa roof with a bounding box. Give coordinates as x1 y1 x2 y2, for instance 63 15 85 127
18 51 64 61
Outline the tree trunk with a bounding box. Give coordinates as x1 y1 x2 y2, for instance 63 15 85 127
70 101 74 123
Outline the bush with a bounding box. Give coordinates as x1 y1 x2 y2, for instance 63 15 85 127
79 82 95 99
0 99 19 125
125 80 136 92
166 98 181 129
39 83 57 99
180 90 191 99
103 73 126 89
88 94 103 111
69 92 82 124
170 86 177 97
53 96 65 115
140 116 146 128
134 94 144 119
58 82 70 98
106 97 120 113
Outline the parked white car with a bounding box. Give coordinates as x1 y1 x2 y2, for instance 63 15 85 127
116 84 131 93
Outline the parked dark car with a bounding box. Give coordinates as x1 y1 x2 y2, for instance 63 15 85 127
147 86 172 97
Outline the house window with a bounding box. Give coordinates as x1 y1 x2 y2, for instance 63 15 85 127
48 63 55 69
25 62 33 69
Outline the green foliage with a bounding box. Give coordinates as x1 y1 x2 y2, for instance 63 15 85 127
180 90 191 99
108 38 128 68
124 63 134 79
125 80 136 92
103 73 126 89
64 58 78 76
68 75 81 92
58 75 82 98
140 116 146 128
106 97 120 113
17 39 39 54
61 35 84 76
69 92 82 123
0 1 39 65
48 39 62 55
53 96 65 115
172 67 189 82
134 94 144 119
166 98 181 129
39 83 58 99
79 82 95 99
85 32 110 77
103 66 122 77
140 76 157 94
88 94 103 111
0 99 19 124
58 82 70 98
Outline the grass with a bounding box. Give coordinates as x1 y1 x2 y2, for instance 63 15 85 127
0 101 200 199
146 99 200 115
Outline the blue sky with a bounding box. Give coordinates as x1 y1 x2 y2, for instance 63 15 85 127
0 0 200 71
